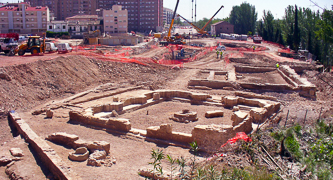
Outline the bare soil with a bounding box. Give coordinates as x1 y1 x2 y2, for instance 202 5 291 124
0 38 332 179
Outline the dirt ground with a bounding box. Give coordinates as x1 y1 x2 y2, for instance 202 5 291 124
0 37 332 179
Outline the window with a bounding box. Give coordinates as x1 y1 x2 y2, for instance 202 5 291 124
114 10 117 13
26 12 29 15
16 12 19 15
31 18 34 21
31 12 34 15
43 12 46 15
49 25 52 29
27 24 30 27
63 25 66 29
17 19 19 21
43 18 46 21
106 26 109 28
1 13 4 15
106 20 109 22
105 14 109 17
32 24 34 27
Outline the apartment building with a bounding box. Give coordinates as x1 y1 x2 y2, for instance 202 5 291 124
25 0 96 21
103 5 128 34
0 2 49 34
25 0 163 33
112 0 163 33
163 7 173 25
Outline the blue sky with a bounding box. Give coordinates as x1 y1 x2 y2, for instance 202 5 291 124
164 0 332 21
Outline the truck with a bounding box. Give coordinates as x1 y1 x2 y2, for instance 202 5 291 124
0 37 18 56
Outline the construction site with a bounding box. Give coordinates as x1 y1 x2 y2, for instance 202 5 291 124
0 0 333 179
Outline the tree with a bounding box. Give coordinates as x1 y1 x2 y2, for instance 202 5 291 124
293 5 300 52
229 2 257 34
262 10 275 41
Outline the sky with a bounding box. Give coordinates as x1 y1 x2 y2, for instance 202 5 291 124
164 0 332 21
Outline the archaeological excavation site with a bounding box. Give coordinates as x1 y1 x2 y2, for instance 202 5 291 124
0 37 332 180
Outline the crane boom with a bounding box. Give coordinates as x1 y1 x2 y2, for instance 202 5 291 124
201 5 224 32
167 0 180 38
177 5 224 36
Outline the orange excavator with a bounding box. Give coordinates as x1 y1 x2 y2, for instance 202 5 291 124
159 0 185 46
178 5 224 38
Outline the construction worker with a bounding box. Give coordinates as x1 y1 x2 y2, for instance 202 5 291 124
216 50 219 58
220 50 223 59
276 63 280 68
253 45 256 51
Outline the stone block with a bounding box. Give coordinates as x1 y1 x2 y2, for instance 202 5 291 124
231 111 248 126
9 148 24 157
46 132 79 147
205 110 224 118
87 141 110 154
68 147 89 162
146 124 172 140
250 108 268 124
87 150 107 167
223 96 238 108
113 97 119 102
192 124 234 152
191 93 210 101
46 110 54 118
153 93 160 100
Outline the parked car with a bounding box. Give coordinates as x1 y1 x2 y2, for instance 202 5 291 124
57 43 72 53
45 42 58 52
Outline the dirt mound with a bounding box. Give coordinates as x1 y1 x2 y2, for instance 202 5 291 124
0 55 179 112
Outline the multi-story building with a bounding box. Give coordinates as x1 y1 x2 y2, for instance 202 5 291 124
66 15 102 38
0 2 49 34
26 0 97 21
103 5 128 34
163 7 173 25
25 0 163 33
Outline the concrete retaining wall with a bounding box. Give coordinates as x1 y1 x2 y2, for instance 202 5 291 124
9 112 81 180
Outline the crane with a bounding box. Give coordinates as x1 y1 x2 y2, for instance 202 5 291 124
178 5 224 37
160 0 185 46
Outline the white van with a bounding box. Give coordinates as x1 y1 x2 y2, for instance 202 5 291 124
45 42 58 52
57 43 72 53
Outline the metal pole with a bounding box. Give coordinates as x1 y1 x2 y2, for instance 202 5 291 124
284 110 289 127
303 109 308 125
318 107 323 120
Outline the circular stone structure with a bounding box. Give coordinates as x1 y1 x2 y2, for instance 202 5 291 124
170 109 198 123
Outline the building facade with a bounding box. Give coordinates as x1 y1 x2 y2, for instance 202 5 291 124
0 3 49 34
103 5 128 34
211 21 234 36
163 7 173 25
26 0 96 21
25 0 163 33
66 15 101 38
47 20 68 32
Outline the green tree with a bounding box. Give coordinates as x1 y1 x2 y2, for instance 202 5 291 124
229 2 257 34
293 5 300 52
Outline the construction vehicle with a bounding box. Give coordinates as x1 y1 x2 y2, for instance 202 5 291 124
159 0 185 46
16 34 46 56
0 37 18 56
177 5 224 38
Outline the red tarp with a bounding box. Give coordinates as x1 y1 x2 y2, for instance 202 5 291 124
221 132 252 148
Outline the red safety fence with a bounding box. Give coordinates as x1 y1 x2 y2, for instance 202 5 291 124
221 132 252 148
